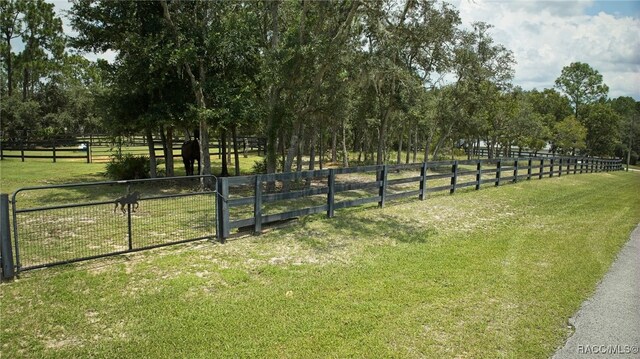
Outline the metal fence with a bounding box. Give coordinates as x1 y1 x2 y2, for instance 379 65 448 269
2 176 217 275
216 157 624 239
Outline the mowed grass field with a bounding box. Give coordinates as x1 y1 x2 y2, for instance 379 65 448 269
0 160 639 358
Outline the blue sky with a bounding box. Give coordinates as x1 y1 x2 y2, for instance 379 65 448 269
586 0 640 17
452 0 640 99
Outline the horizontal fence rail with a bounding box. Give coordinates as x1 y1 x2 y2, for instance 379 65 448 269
215 156 623 241
1 136 266 163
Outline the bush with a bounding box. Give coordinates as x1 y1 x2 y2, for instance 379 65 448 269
105 154 151 180
252 157 283 174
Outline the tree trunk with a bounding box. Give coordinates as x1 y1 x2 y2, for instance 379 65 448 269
331 129 337 163
232 125 240 176
405 128 411 164
220 131 229 177
296 134 304 172
165 126 174 177
377 108 390 165
22 66 29 101
5 36 13 97
413 128 418 162
284 122 303 174
319 131 324 170
626 136 632 171
341 118 349 168
424 130 432 162
308 132 316 171
397 130 403 164
145 128 157 178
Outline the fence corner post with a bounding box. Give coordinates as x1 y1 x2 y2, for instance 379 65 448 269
450 160 458 194
216 177 230 243
475 160 482 190
1 194 15 280
327 169 336 218
419 162 428 200
378 165 388 208
254 175 263 234
495 159 502 187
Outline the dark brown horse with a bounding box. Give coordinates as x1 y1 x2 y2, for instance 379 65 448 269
181 139 200 176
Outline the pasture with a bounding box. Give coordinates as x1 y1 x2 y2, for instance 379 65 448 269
0 160 639 358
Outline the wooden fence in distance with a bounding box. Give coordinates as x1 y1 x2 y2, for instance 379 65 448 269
0 136 266 163
216 157 623 241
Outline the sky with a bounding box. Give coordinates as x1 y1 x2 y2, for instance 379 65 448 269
49 0 640 100
449 0 640 100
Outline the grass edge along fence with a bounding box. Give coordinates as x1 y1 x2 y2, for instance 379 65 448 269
216 156 623 241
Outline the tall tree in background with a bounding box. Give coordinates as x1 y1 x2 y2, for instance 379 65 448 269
554 62 609 121
610 96 640 167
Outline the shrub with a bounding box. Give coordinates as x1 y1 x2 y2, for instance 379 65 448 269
105 154 151 180
252 157 284 174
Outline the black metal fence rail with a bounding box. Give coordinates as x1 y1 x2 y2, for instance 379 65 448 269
1 176 217 276
215 157 623 241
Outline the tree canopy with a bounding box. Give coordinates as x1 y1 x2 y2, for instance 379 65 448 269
1 0 636 174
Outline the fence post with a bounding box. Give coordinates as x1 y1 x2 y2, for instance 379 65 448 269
495 159 502 186
558 158 563 177
527 158 532 180
327 169 336 218
378 165 388 208
419 162 427 200
450 160 458 194
573 158 578 174
254 175 263 234
216 177 230 242
549 158 555 177
0 140 3 160
475 160 482 190
20 140 24 162
513 159 519 182
539 159 544 179
1 194 15 280
127 202 133 250
52 140 56 163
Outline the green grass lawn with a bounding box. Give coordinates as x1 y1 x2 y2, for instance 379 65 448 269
1 157 638 358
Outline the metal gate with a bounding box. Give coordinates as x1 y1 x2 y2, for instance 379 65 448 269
4 175 217 274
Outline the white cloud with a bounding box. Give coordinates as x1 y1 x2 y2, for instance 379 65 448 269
452 0 640 99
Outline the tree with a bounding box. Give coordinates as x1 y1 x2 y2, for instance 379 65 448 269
552 116 586 155
554 62 609 120
582 103 621 157
452 22 515 159
610 96 640 167
71 0 194 177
